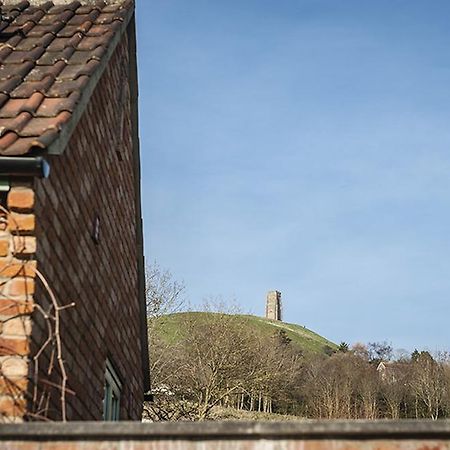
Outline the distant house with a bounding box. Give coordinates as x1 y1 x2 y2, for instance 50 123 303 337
0 0 149 421
376 361 407 383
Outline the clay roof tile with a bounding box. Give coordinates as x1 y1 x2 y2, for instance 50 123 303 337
56 21 92 37
0 93 9 108
57 59 99 81
0 99 28 118
25 60 66 82
2 22 27 36
25 21 65 37
38 9 74 25
44 34 80 52
46 74 88 97
0 45 14 61
13 9 46 26
0 76 22 95
76 32 112 51
21 4 52 16
0 131 20 152
67 46 105 65
0 112 31 136
12 34 54 51
18 110 70 136
0 61 34 81
0 137 32 154
36 46 74 65
67 10 100 25
94 12 127 25
76 5 101 15
10 74 54 98
0 92 44 118
35 91 80 117
86 22 120 37
47 1 81 15
4 1 30 13
0 0 134 156
102 4 121 13
4 46 45 64
5 35 23 49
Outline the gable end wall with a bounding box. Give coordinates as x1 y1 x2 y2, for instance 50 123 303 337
30 29 145 420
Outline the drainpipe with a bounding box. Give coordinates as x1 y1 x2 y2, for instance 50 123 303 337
0 156 50 191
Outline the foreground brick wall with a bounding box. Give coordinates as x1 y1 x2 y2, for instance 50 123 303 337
28 29 144 420
7 440 448 450
1 421 450 449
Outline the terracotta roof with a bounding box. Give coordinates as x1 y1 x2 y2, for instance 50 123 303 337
0 0 133 156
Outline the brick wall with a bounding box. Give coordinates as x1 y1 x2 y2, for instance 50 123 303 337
0 185 37 422
0 25 146 422
1 440 445 450
30 29 145 420
1 421 450 449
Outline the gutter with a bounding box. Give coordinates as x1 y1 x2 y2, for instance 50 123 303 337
0 156 50 191
0 156 50 178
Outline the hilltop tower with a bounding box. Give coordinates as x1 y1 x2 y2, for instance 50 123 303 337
266 291 282 321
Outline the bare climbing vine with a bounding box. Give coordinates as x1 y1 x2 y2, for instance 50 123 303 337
0 205 75 421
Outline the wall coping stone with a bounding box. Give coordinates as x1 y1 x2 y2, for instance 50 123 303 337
1 420 450 441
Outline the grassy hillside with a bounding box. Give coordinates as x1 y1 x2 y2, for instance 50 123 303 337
154 312 336 354
242 314 337 353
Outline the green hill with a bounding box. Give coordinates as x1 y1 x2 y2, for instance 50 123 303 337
154 312 336 355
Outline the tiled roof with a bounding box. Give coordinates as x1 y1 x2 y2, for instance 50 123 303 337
0 0 133 156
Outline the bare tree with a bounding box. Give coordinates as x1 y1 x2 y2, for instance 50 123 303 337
178 313 259 420
367 341 393 364
379 363 409 419
146 311 259 421
410 352 448 420
145 263 185 319
356 360 379 419
351 342 369 361
304 353 355 419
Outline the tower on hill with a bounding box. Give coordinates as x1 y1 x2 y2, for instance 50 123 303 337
266 291 282 321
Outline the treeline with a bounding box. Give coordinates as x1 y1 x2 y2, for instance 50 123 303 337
145 312 450 421
146 313 301 421
301 347 450 420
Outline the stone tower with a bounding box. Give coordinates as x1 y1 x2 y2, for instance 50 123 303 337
266 291 282 321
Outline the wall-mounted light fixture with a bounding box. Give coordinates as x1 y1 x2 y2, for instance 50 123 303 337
92 215 100 245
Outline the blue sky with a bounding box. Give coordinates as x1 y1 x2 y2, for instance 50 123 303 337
136 0 450 351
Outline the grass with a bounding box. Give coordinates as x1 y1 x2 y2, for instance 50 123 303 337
240 314 337 353
209 406 304 421
153 311 336 355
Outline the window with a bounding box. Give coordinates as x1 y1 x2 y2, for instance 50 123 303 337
103 359 122 421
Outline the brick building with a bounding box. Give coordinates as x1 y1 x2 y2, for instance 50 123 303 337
0 0 149 421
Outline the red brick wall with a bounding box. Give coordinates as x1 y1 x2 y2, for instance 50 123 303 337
29 29 145 420
1 439 448 450
1 421 450 449
0 184 37 422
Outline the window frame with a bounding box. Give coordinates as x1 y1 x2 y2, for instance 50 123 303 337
103 359 122 421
